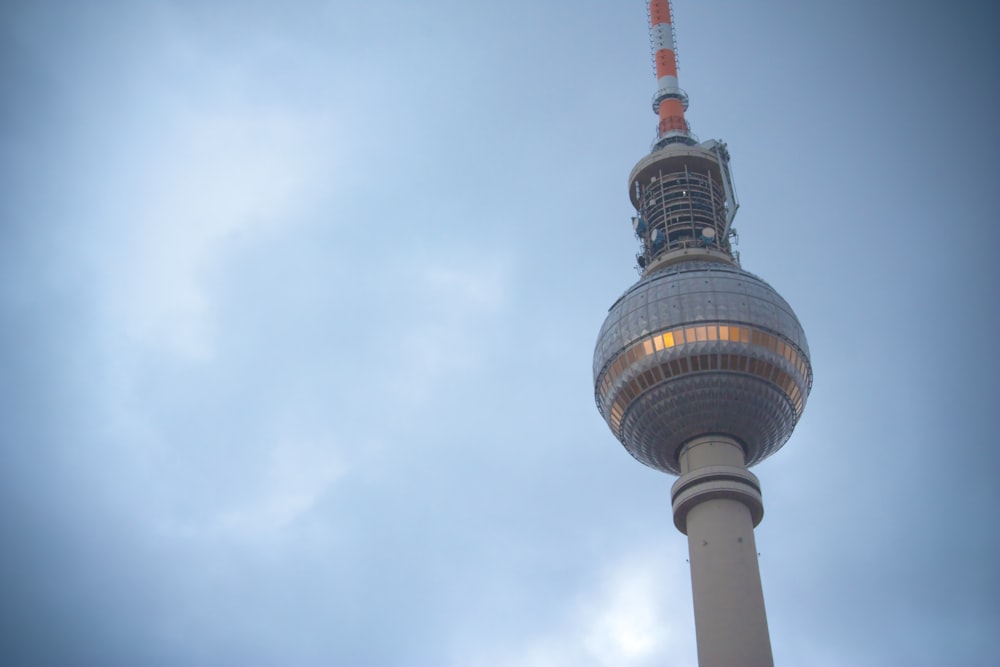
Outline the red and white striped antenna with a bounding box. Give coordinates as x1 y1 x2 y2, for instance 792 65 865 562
648 0 695 147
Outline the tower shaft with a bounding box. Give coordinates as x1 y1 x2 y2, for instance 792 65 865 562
673 436 774 667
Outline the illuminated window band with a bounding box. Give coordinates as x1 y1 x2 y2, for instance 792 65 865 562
598 322 811 433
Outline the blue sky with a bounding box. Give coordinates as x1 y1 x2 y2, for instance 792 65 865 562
1 1 998 665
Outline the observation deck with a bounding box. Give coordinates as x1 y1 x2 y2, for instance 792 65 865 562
629 141 739 274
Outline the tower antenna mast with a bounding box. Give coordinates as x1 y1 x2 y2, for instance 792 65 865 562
648 0 693 147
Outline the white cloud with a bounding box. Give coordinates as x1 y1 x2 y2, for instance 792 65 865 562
101 103 336 360
154 436 347 543
213 437 347 538
386 254 511 405
422 262 508 312
461 544 696 667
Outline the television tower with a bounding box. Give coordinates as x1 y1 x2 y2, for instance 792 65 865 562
592 2 812 666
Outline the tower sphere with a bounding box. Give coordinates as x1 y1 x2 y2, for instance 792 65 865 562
593 258 812 474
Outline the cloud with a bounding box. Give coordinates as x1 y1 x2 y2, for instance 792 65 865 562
461 543 696 667
100 103 337 360
383 253 512 406
207 436 346 540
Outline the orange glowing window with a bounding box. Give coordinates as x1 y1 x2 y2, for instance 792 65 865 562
707 325 718 341
719 325 730 341
653 335 664 351
695 326 707 341
663 331 676 348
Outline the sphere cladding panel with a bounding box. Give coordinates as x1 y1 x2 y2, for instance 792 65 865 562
622 375 797 472
594 262 809 378
593 261 812 474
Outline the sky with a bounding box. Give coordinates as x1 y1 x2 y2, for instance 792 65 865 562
1 1 998 665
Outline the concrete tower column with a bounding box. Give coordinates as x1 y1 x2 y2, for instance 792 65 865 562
671 436 773 667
